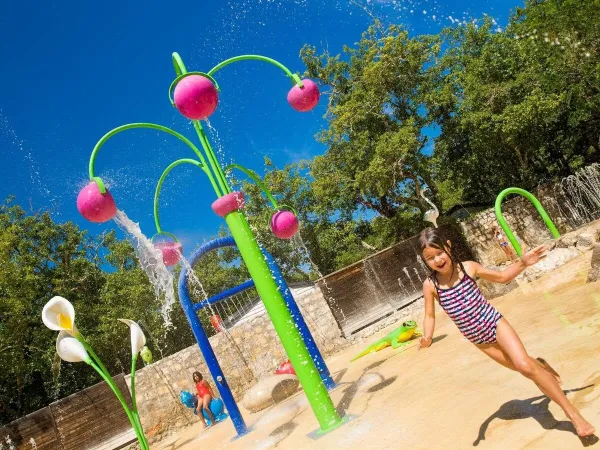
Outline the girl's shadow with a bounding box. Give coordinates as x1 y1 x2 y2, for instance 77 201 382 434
474 385 598 447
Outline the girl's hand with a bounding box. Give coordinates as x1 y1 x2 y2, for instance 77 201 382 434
520 245 547 267
418 336 432 350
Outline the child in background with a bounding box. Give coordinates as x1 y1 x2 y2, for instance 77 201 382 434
193 371 215 428
492 225 517 262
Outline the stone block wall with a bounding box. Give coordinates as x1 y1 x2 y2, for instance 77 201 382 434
127 284 349 438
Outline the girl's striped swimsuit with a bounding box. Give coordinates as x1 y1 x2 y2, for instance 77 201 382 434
432 263 502 344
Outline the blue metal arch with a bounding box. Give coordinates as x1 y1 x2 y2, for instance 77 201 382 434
177 236 335 437
193 279 255 312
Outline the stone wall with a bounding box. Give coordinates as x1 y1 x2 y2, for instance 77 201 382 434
127 283 349 438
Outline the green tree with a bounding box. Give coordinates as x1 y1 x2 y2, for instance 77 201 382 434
235 160 369 275
436 0 600 202
0 199 188 424
0 199 106 422
300 23 447 232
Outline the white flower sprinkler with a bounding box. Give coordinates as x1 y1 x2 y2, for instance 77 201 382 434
42 296 150 450
420 188 440 228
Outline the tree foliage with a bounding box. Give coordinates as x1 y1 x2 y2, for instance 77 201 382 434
0 199 192 423
301 23 444 223
436 0 600 201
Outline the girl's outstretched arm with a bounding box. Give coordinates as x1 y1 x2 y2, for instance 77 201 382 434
419 279 436 350
470 244 547 284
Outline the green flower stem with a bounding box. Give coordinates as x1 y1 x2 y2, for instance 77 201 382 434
88 359 149 450
193 121 232 196
130 353 144 441
207 54 303 87
170 51 231 199
87 122 221 197
172 52 187 77
78 335 148 449
78 336 114 385
154 159 206 235
224 211 342 431
225 163 279 209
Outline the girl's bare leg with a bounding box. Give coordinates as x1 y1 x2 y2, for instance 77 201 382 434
202 394 216 424
494 318 595 437
195 404 207 428
478 344 561 384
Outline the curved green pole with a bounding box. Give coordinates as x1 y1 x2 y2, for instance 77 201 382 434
207 55 304 88
88 360 148 450
495 187 560 257
79 337 149 450
225 163 279 209
88 122 222 197
193 121 232 196
154 158 204 235
129 353 145 444
172 52 186 77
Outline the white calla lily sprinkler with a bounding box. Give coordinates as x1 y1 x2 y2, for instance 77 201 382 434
42 296 150 450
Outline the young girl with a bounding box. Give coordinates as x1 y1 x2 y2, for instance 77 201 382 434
192 371 216 428
492 225 516 262
417 227 595 437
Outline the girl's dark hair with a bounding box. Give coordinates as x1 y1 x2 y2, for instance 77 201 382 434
192 371 203 382
418 227 460 277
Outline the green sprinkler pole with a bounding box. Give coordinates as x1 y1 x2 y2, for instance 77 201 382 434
495 187 560 257
225 210 342 432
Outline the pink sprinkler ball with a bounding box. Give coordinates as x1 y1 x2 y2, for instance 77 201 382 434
77 182 117 223
287 79 320 112
154 241 183 267
275 359 296 376
270 210 299 239
173 75 219 120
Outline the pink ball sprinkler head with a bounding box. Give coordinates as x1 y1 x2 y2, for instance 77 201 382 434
173 75 219 120
154 241 183 267
287 79 320 112
270 210 299 239
77 182 117 223
211 191 245 217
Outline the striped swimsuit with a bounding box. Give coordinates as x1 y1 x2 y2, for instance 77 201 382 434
431 262 503 344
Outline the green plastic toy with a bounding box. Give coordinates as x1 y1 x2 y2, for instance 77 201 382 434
351 321 421 362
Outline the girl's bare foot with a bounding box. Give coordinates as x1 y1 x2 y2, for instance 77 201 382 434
568 411 596 437
536 357 562 385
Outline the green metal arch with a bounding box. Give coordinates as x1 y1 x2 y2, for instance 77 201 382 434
494 187 560 257
153 158 204 236
225 163 279 209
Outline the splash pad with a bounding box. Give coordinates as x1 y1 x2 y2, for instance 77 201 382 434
79 52 344 437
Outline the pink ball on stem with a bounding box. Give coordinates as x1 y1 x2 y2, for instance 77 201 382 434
173 75 219 120
287 79 320 112
270 210 299 239
77 182 117 223
154 241 183 267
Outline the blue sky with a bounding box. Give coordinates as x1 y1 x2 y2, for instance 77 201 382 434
0 0 518 252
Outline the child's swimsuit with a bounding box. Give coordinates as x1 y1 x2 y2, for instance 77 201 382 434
431 262 503 344
196 381 211 399
497 233 509 247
